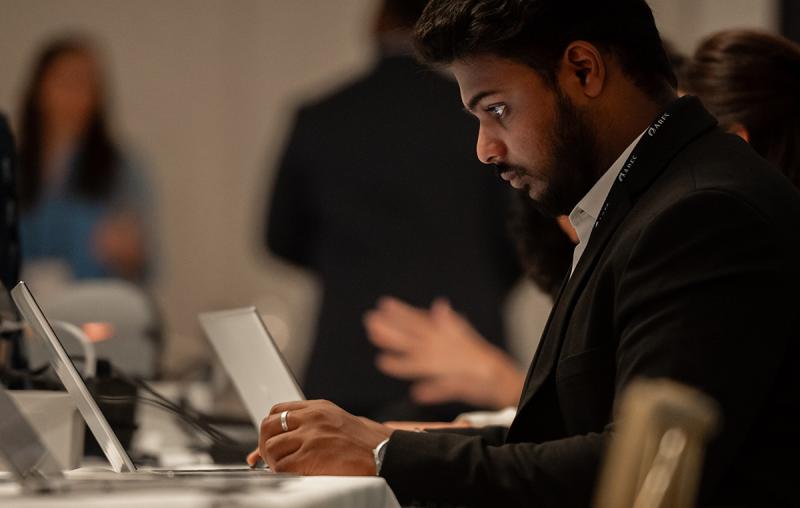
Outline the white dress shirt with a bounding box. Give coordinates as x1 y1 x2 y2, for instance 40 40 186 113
569 131 646 276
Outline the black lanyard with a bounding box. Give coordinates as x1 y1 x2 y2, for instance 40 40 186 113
593 97 701 232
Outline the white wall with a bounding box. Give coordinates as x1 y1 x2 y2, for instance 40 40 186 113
0 0 376 375
649 0 779 54
0 0 780 377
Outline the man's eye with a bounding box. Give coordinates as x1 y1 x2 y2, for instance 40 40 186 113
486 104 507 119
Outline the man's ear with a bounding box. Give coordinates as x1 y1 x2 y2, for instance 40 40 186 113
557 41 605 102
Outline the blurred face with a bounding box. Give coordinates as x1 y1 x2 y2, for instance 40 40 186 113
452 55 600 217
38 50 99 130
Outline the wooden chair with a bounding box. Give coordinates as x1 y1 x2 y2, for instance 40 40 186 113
594 379 719 508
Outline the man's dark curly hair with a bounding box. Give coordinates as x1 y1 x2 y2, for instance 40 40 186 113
414 0 676 101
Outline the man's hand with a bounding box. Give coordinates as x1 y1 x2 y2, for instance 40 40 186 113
365 297 524 409
246 400 393 476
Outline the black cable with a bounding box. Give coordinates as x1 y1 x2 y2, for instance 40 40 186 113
107 367 240 446
10 358 242 447
95 393 237 446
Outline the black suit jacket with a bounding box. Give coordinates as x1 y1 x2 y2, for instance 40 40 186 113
381 97 800 507
266 55 520 421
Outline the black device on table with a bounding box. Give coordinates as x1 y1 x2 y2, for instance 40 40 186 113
0 112 25 383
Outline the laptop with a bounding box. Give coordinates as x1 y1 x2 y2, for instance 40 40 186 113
198 307 305 430
0 384 285 493
10 281 277 477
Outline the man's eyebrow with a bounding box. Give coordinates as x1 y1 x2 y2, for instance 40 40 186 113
466 90 498 112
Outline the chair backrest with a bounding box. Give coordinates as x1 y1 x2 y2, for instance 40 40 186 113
27 280 161 378
594 379 719 508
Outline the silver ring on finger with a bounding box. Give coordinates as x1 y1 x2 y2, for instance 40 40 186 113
280 410 290 433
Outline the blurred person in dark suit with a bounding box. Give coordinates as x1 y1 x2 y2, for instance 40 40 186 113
265 0 520 421
17 36 153 284
685 29 800 187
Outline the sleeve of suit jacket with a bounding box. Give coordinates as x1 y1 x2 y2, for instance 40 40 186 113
380 189 794 506
265 109 316 267
426 425 508 446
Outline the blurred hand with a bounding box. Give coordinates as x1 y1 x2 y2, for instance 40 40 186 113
383 420 472 431
246 400 393 476
364 297 524 409
92 212 145 279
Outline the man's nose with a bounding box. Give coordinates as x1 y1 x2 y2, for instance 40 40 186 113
476 127 506 165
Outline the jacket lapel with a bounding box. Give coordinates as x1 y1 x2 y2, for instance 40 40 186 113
514 194 632 412
514 273 569 406
511 97 718 418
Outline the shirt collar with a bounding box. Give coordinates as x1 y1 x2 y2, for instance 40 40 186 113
568 130 645 246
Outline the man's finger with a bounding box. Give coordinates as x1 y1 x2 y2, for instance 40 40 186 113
261 405 307 442
258 427 272 471
246 448 261 466
268 400 309 416
259 407 307 471
262 433 302 471
274 450 305 475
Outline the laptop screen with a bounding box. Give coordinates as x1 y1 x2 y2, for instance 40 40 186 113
199 307 305 429
11 281 136 472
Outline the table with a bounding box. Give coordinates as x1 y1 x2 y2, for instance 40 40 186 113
0 474 400 508
1 381 401 507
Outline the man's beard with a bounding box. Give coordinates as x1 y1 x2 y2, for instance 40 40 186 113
498 90 601 218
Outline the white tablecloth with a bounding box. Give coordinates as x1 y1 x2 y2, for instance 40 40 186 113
1 382 400 507
0 475 400 508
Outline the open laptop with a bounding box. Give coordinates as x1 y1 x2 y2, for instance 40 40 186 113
0 384 285 493
198 307 305 430
0 383 177 491
10 281 277 477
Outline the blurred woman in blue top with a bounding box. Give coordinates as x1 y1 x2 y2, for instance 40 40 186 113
17 36 151 282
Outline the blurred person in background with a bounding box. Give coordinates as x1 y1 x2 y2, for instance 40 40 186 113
265 0 521 422
366 194 574 415
685 29 800 187
17 36 153 285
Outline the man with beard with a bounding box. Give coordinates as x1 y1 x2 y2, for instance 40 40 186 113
247 0 800 506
